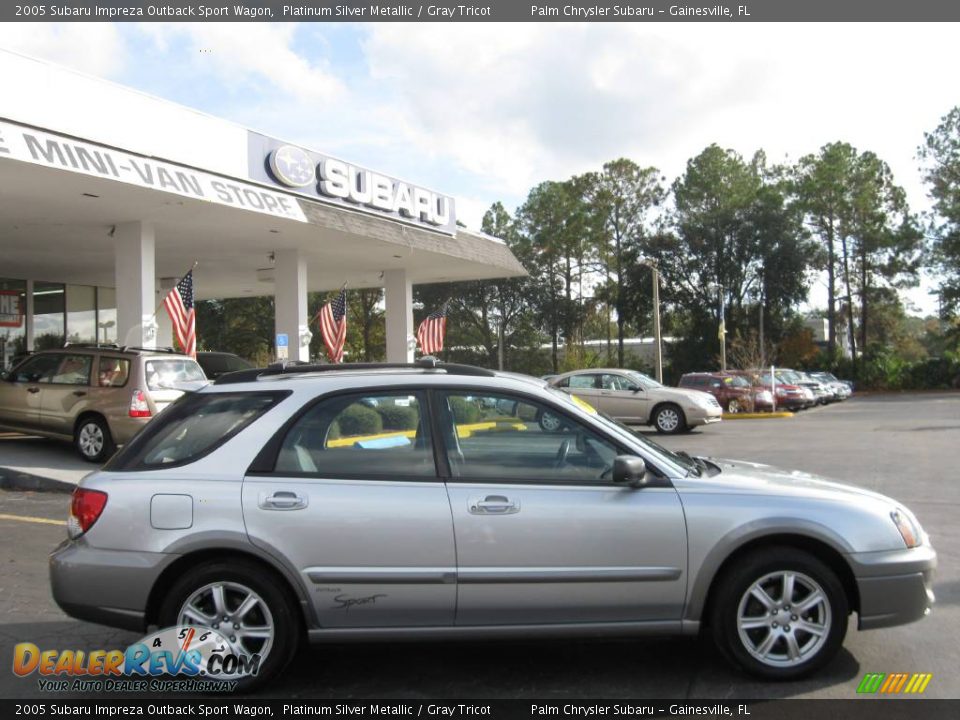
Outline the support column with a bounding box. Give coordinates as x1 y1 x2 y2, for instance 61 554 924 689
274 249 310 362
114 222 156 348
384 269 414 363
156 278 175 349
24 279 34 351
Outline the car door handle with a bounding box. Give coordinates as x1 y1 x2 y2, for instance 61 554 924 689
259 491 308 511
73 390 87 397
600 390 612 396
469 495 520 515
26 387 40 394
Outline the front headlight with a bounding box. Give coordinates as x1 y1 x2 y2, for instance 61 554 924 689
891 509 922 548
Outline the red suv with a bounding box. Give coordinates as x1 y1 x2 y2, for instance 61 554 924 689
678 372 774 413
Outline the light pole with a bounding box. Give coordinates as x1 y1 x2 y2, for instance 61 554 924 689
717 284 727 372
639 257 663 383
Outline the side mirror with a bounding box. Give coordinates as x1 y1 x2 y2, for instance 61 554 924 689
630 385 642 393
612 455 648 488
0 370 8 382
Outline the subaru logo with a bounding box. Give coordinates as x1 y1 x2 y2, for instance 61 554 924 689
269 145 316 188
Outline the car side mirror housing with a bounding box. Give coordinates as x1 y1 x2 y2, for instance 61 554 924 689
612 455 648 488
0 370 9 382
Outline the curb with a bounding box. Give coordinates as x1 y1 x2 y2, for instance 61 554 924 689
0 467 76 494
722 411 795 420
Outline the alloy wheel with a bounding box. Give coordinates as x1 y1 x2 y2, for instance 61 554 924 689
78 423 104 458
177 581 275 662
736 570 831 668
656 407 680 432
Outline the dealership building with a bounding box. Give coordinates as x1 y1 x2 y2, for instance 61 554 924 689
0 49 525 370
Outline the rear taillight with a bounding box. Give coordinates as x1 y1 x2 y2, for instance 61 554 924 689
129 389 152 418
68 488 108 538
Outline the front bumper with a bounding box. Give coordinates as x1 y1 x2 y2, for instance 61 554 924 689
847 543 937 630
49 538 174 632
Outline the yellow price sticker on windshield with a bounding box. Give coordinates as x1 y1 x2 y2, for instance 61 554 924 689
569 394 597 415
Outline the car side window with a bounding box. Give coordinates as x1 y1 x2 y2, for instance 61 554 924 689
13 355 62 384
274 392 436 478
602 374 636 391
97 357 130 387
438 392 620 485
49 354 93 386
568 374 598 389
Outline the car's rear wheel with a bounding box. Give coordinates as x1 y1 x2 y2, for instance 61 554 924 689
710 547 848 679
653 403 686 434
74 415 115 463
158 559 301 690
727 399 742 414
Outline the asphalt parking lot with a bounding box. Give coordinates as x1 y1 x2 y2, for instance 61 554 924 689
0 392 957 700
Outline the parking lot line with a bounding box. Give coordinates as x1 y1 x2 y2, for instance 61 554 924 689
0 512 65 526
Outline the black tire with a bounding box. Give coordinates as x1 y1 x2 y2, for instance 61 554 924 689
74 415 115 463
158 559 302 690
653 403 686 434
710 547 848 680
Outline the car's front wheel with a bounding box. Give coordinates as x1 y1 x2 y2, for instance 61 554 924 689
653 404 686 434
158 559 301 690
710 547 848 679
74 415 115 463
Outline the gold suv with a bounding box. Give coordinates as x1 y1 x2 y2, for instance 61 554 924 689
0 345 207 462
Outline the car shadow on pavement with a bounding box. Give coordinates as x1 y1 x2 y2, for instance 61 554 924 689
265 635 862 700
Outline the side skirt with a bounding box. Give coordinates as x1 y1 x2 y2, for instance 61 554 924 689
307 620 698 643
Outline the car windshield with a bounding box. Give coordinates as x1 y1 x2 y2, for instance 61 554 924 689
625 370 663 389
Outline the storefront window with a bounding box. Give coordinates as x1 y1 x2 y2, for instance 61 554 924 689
0 278 27 370
97 287 117 344
66 285 97 344
33 281 65 350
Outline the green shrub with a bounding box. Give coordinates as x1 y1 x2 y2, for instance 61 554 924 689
449 396 481 424
378 405 419 430
337 404 383 436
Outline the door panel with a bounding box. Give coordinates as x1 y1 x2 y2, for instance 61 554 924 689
447 483 687 624
0 354 61 430
40 354 94 435
243 477 456 627
242 390 456 628
437 390 687 626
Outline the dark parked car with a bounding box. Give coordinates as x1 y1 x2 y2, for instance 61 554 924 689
195 351 254 380
678 372 775 413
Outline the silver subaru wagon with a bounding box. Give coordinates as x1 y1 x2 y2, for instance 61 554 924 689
50 359 936 688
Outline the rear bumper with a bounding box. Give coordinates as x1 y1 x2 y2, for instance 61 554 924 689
49 538 173 632
107 416 151 446
848 544 937 630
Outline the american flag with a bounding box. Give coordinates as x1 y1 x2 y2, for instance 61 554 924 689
417 302 448 356
163 270 196 358
318 287 348 363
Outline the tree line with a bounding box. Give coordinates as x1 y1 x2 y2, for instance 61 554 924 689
197 106 960 388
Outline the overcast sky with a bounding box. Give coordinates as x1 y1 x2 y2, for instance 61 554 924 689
0 21 955 314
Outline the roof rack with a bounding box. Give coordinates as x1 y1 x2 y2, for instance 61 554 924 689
213 355 497 385
63 342 121 349
60 342 183 355
120 346 182 355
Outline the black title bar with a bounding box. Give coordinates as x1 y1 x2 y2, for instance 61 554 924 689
3 1 960 23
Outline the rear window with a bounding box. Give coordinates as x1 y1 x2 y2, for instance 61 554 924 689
145 358 206 390
105 391 289 471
